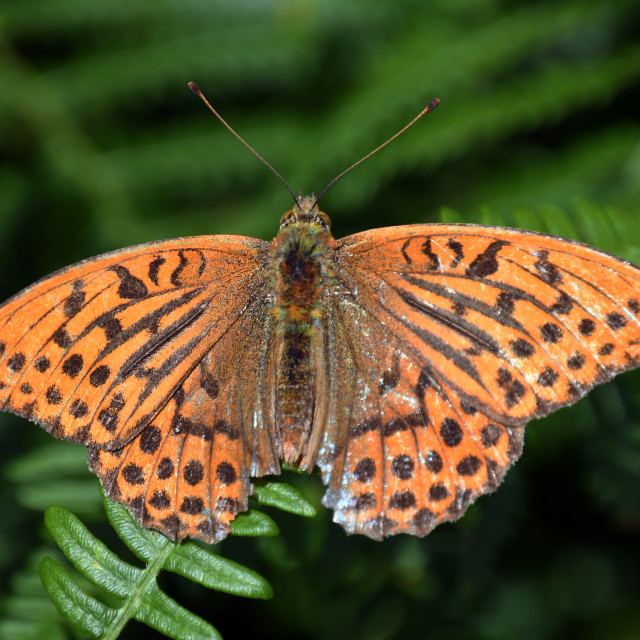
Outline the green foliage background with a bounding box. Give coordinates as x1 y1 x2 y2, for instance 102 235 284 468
1 0 640 638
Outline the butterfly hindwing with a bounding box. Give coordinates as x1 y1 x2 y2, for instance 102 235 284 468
88 280 281 542
317 280 523 538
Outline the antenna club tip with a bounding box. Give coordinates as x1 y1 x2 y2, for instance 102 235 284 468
188 81 201 95
427 98 440 110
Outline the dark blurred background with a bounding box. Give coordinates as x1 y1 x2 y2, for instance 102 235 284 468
1 1 640 638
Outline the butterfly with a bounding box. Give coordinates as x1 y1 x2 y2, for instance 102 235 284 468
1 86 639 544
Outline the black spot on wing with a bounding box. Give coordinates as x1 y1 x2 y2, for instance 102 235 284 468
96 314 123 342
447 238 464 268
354 458 376 482
110 265 149 299
424 450 443 473
64 290 86 318
62 354 84 378
534 250 562 285
52 327 71 348
391 454 414 480
139 425 162 454
183 460 204 486
550 292 573 315
216 462 237 485
465 240 507 278
157 457 175 479
497 368 526 407
496 292 516 314
180 496 204 515
540 322 563 343
606 312 627 330
149 490 171 509
579 318 596 336
440 418 463 447
69 398 89 418
8 353 26 372
90 365 110 387
599 343 614 356
35 356 50 373
172 414 213 441
389 490 416 510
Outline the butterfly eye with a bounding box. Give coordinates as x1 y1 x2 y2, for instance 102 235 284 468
317 211 332 230
279 210 295 228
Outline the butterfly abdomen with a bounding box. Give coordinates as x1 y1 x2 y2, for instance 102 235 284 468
271 221 334 464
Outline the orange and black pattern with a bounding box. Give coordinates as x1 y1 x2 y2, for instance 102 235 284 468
1 199 639 543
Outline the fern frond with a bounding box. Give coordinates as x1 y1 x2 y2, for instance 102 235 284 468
40 481 314 639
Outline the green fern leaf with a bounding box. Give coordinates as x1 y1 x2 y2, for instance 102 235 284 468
39 482 290 639
252 480 318 517
39 557 118 639
101 485 275 599
230 510 280 538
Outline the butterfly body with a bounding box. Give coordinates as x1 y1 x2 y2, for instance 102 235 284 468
270 196 336 465
1 207 640 543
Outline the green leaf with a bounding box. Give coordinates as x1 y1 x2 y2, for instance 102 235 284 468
37 482 287 638
253 480 317 517
45 505 142 597
40 557 116 639
167 543 274 599
231 509 280 538
101 484 273 599
43 502 222 639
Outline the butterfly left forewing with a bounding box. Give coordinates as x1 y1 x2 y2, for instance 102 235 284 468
0 235 269 450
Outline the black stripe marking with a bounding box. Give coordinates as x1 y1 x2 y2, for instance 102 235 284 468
465 240 507 278
402 274 526 335
148 256 166 286
447 238 464 268
399 289 502 355
170 251 189 287
420 238 440 271
118 299 208 379
401 239 413 265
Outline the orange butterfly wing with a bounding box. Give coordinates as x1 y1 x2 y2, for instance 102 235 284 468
3 218 640 543
0 235 280 542
317 224 640 538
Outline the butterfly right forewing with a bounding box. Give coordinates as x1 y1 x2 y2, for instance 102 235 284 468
337 224 640 426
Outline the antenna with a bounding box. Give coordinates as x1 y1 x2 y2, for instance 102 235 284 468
188 82 299 205
313 98 440 206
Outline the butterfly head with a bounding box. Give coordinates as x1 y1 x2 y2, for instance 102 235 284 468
279 195 331 231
